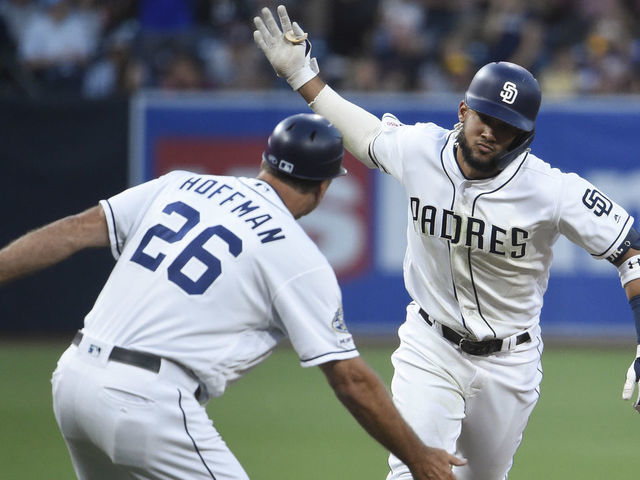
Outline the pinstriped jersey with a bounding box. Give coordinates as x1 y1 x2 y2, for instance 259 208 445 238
83 170 358 399
370 114 633 340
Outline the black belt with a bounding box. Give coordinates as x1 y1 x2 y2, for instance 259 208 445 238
72 331 162 373
418 308 530 356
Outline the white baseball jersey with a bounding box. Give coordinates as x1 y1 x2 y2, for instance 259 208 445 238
83 170 358 399
370 114 633 340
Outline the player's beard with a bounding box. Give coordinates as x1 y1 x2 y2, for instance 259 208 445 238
456 129 501 174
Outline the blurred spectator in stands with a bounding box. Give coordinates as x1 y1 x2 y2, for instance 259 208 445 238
0 0 39 46
575 0 635 93
346 56 381 91
196 0 272 90
83 21 148 98
414 2 481 94
135 0 200 86
538 45 580 97
75 0 102 39
2 0 640 97
535 0 589 58
432 40 475 93
159 50 209 90
321 0 380 88
0 0 41 97
371 0 430 91
97 0 137 36
17 0 99 95
476 0 544 71
629 0 640 93
0 9 36 97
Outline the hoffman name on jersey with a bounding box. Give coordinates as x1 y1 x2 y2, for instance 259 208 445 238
180 175 286 244
410 197 528 258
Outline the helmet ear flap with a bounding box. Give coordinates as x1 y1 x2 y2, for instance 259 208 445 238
509 129 531 150
495 129 535 169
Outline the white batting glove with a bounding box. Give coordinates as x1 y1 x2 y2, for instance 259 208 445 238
253 5 319 90
622 344 640 413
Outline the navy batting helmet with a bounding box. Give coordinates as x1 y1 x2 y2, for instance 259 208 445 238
262 113 347 180
464 62 541 168
465 61 541 132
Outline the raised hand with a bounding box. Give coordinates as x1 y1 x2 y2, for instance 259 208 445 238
253 5 318 90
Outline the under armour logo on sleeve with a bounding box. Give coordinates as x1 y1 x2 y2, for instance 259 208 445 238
629 258 640 269
582 188 612 217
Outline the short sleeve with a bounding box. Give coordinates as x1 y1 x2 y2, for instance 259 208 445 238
272 265 359 367
558 172 634 259
369 113 406 180
99 176 167 259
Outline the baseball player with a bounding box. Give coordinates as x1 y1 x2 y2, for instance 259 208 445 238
0 114 465 480
253 6 640 480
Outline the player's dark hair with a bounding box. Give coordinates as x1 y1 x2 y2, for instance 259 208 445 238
260 161 324 194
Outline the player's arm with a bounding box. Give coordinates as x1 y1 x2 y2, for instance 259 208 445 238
615 243 640 411
619 248 640 299
319 357 466 480
253 5 381 168
0 205 108 286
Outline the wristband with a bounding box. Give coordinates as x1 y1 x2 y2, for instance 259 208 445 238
630 295 640 343
618 254 640 287
286 61 318 91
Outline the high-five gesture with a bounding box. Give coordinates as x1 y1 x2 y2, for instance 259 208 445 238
253 5 319 90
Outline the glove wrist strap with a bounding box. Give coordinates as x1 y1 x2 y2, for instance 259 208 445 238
286 64 318 91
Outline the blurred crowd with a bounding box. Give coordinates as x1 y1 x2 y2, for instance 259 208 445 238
1 0 639 99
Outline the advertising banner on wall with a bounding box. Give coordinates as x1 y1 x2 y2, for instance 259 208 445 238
131 91 640 337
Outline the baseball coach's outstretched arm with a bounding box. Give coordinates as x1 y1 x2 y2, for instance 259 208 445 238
253 5 381 168
320 357 466 480
0 205 109 285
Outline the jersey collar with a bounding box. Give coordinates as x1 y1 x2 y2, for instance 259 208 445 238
238 177 293 218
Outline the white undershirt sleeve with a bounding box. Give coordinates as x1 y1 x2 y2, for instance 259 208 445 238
308 85 382 168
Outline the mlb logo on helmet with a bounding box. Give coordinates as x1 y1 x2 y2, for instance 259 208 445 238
278 159 294 174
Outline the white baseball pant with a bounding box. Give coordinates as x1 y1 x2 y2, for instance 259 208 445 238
51 335 249 480
386 305 543 480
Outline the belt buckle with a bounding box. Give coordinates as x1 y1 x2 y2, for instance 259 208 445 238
459 338 496 356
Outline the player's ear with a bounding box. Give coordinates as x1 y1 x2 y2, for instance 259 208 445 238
458 101 467 122
315 179 331 204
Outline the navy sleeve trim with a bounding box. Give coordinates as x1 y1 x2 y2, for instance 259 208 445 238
369 133 389 174
594 214 632 259
104 199 121 256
